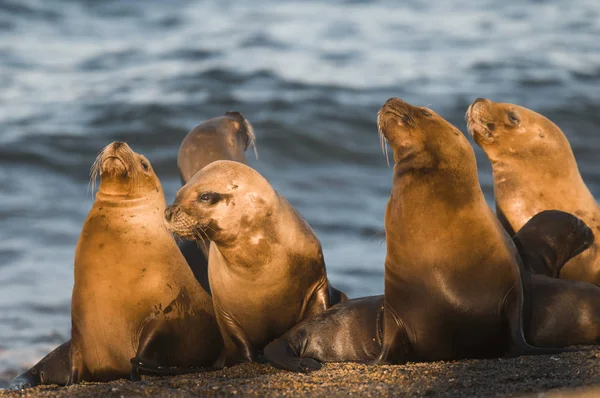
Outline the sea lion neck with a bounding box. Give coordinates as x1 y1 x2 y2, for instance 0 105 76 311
94 187 166 210
491 156 590 229
392 159 481 208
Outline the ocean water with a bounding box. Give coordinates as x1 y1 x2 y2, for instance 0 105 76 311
2 0 600 385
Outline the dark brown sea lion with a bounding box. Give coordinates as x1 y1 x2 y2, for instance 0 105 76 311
9 142 222 388
164 160 342 367
514 210 594 278
466 98 600 284
263 210 600 371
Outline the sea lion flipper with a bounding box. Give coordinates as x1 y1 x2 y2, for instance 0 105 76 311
300 279 330 321
263 338 322 372
9 341 71 389
375 301 409 365
513 210 594 277
504 286 586 356
328 284 348 306
67 334 90 385
212 305 254 366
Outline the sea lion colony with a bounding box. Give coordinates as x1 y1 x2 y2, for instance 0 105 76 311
9 100 600 389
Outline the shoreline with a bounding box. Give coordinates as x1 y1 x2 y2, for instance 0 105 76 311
2 346 600 397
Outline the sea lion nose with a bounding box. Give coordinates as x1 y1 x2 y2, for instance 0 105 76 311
113 141 124 149
165 206 175 222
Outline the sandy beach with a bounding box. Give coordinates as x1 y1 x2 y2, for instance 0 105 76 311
2 346 600 397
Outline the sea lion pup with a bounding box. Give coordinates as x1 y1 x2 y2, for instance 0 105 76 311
10 142 222 388
165 160 339 367
516 212 600 347
176 111 257 293
466 98 600 284
514 210 594 277
375 97 574 365
263 210 598 372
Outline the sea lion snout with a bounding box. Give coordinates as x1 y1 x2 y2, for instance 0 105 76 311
466 98 495 143
164 205 177 222
466 98 493 122
572 215 595 251
164 204 203 239
94 141 136 177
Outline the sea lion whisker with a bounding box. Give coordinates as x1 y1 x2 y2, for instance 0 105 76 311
244 119 259 160
192 228 210 253
88 145 109 195
367 231 387 247
377 109 391 167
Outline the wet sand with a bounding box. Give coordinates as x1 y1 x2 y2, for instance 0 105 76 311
2 346 600 397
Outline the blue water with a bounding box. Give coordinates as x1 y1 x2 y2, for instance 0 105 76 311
2 0 600 385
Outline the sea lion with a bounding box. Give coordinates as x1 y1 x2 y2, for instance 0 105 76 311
176 111 257 293
466 98 600 284
10 142 222 388
517 212 600 347
514 210 594 278
263 210 600 371
177 111 257 185
164 160 341 367
69 141 222 383
375 97 573 364
9 342 71 389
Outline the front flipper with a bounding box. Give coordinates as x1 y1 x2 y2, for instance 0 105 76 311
212 302 254 368
9 341 71 389
513 210 594 277
374 302 410 365
130 313 222 380
328 283 348 306
503 284 586 357
67 339 90 385
300 279 330 322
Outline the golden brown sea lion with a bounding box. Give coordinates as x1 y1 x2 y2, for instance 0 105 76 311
176 111 257 293
164 160 340 367
68 141 222 383
466 98 600 285
10 142 223 388
375 98 575 365
263 209 599 371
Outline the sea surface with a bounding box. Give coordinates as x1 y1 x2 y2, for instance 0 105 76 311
1 0 600 386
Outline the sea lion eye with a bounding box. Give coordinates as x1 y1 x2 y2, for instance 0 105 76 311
140 160 149 171
507 112 519 124
422 109 433 117
199 192 220 204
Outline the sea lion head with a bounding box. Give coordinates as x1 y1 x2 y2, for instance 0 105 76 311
165 160 276 245
90 141 163 200
377 97 472 174
514 210 595 273
465 98 569 162
177 111 258 184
